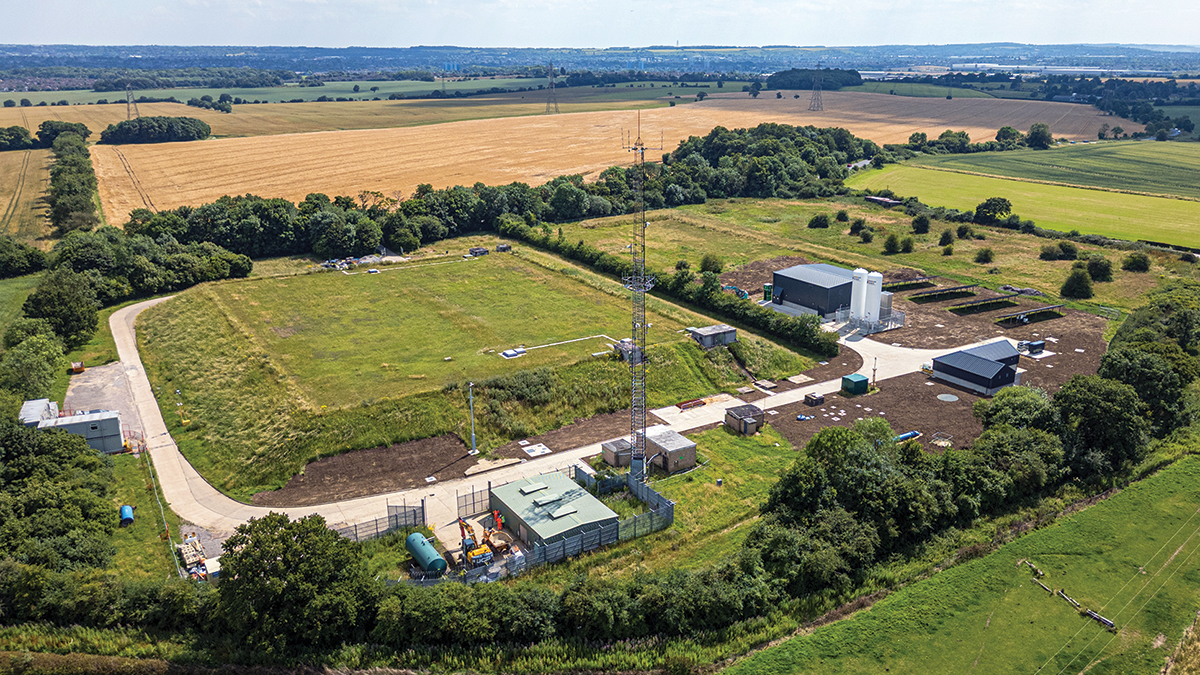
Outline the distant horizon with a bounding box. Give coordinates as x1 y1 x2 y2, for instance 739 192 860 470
2 41 1199 51
3 0 1198 51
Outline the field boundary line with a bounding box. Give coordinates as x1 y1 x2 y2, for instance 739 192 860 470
111 147 156 211
908 164 1200 203
0 150 30 233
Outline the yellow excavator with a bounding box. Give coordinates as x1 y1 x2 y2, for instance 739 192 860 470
458 517 493 568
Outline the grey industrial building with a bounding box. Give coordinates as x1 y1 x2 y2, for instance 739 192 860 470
20 399 124 454
489 473 619 546
931 341 1022 396
646 426 697 473
687 324 737 349
772 263 855 317
724 404 765 435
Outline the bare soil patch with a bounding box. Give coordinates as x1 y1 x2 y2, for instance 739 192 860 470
491 409 646 461
720 255 810 291
252 434 477 507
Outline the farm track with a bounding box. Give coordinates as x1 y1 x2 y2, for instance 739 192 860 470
111 147 155 211
0 150 30 234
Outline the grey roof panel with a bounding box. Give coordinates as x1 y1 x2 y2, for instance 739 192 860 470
774 263 855 290
963 340 1020 363
727 404 764 420
933 351 1008 379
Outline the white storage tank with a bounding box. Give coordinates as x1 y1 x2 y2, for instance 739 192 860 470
850 268 868 320
865 271 884 323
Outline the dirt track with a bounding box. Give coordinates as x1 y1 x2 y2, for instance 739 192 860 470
92 93 1115 223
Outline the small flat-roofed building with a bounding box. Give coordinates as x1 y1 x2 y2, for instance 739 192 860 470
725 404 765 435
931 341 1022 396
468 247 489 256
646 425 697 473
490 472 619 546
19 398 59 427
772 263 855 317
37 410 123 453
602 437 632 467
687 324 737 349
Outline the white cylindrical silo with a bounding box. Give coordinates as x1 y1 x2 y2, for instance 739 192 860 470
865 271 884 323
850 268 868 320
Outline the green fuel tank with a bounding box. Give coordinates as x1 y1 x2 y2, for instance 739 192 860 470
405 532 447 574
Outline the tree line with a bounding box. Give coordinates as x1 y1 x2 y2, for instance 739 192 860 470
45 127 99 235
766 68 863 90
99 116 212 144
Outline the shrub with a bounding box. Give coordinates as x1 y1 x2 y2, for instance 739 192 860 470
900 237 914 253
1086 254 1113 282
849 218 866 235
943 245 954 256
1039 244 1060 261
1061 268 1094 299
884 233 900 254
939 230 953 246
975 248 995 264
699 253 723 273
675 259 690 271
1122 252 1151 272
956 224 971 239
808 213 831 229
1056 241 1079 260
912 214 930 234
834 209 849 223
859 230 874 244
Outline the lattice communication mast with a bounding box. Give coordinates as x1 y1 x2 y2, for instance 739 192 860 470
622 113 661 482
545 62 560 114
808 69 823 112
126 84 140 120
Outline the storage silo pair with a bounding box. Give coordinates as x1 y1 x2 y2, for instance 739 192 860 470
849 269 883 322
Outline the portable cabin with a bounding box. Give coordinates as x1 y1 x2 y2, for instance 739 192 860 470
19 399 59 428
37 410 123 453
468 246 489 257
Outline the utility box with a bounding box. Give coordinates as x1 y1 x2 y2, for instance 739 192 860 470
804 393 825 407
724 404 765 435
841 373 869 396
601 437 632 467
646 426 697 474
763 283 773 301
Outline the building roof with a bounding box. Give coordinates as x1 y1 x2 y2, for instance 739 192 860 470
726 404 764 421
37 410 119 429
19 399 58 426
688 324 736 337
963 340 1020 363
843 373 869 383
774 263 855 289
933 351 1010 380
646 425 696 452
491 472 618 541
602 437 632 453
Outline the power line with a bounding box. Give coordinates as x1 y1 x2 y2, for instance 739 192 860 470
809 69 823 112
126 83 140 120
545 62 559 114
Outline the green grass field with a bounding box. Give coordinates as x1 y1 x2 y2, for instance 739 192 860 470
525 426 797 587
211 253 687 406
847 164 1200 248
840 82 994 98
0 273 40 335
910 141 1200 200
727 455 1200 675
560 197 1183 313
109 453 181 579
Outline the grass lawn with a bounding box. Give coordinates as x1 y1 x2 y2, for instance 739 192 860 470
109 453 182 580
846 164 1200 248
0 273 40 334
210 251 688 406
727 455 1200 675
840 82 994 98
910 141 1200 200
523 426 796 586
560 197 1185 314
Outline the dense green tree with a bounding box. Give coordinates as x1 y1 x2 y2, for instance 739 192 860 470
36 120 90 147
835 209 849 222
974 386 1061 434
883 233 900 254
971 425 1065 499
0 235 46 277
912 214 930 234
99 116 211 144
1098 345 1188 437
22 267 98 350
220 513 375 655
995 126 1023 142
1060 268 1094 299
1122 252 1151 272
0 125 35 151
1086 254 1113 282
699 253 723 273
0 334 65 399
939 229 953 246
1027 122 1053 149
1055 375 1149 479
975 247 995 264
973 197 1012 224
807 213 831 229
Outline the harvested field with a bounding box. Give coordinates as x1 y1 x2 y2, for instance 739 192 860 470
91 93 1119 223
0 148 52 246
252 434 475 507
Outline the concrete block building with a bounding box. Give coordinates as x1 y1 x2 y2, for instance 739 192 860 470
646 426 697 473
687 324 737 349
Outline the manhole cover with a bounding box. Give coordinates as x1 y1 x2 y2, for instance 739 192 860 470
937 394 960 402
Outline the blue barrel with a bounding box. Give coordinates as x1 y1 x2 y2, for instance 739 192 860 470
119 505 134 526
405 532 447 574
894 431 921 443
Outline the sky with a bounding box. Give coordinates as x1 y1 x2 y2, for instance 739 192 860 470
3 0 1199 49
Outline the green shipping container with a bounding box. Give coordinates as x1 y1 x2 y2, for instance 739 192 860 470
841 373 869 396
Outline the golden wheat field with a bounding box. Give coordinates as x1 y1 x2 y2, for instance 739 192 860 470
0 148 52 246
90 92 1116 223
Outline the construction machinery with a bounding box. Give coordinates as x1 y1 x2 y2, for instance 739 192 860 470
482 509 512 555
457 517 493 568
722 285 749 300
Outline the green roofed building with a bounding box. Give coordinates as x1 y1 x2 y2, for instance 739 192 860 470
490 472 619 547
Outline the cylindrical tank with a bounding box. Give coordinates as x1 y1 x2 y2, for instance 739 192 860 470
850 268 868 319
119 505 134 526
406 532 448 574
865 271 884 323
894 431 921 442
